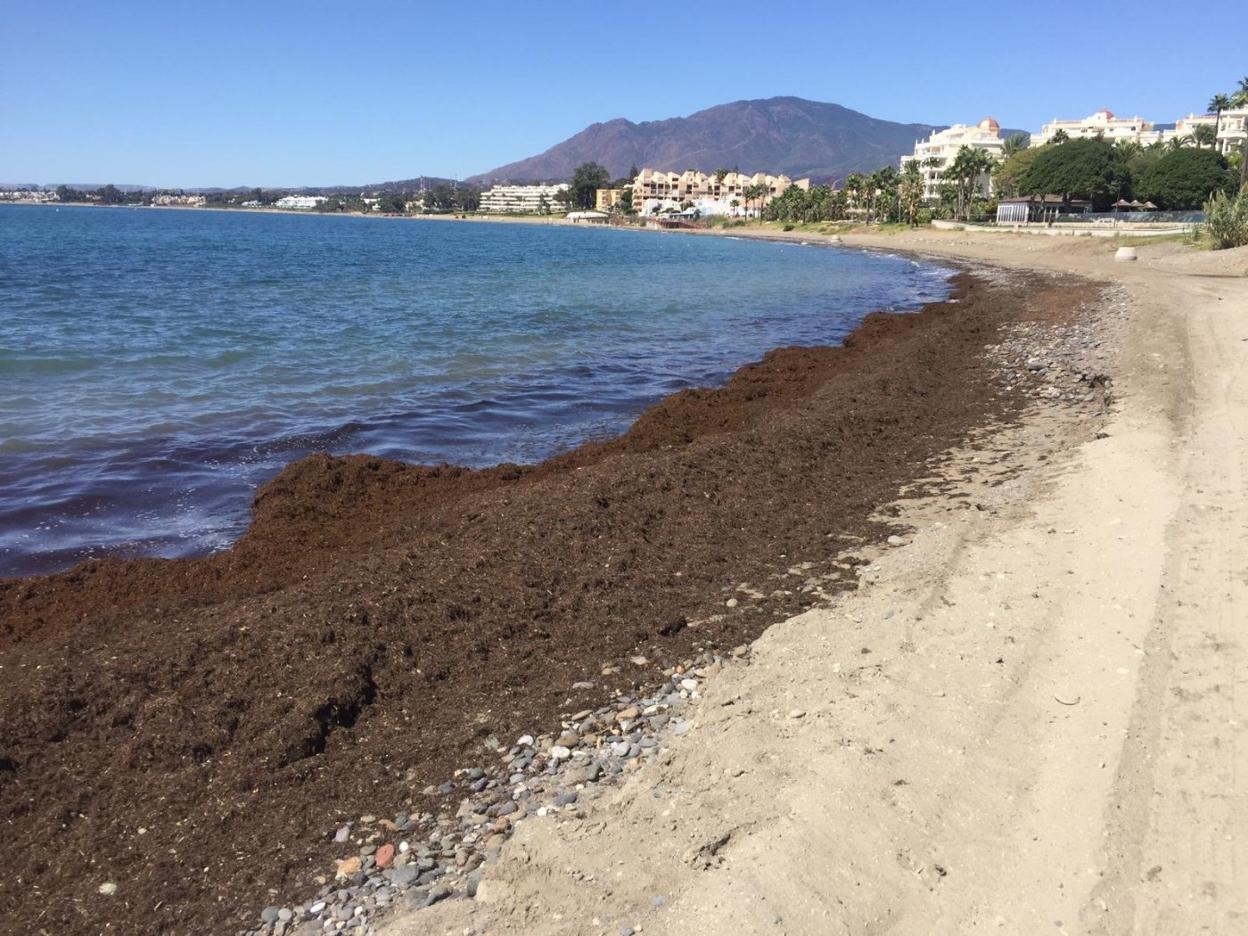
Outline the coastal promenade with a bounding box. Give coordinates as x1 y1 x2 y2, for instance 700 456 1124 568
379 231 1248 935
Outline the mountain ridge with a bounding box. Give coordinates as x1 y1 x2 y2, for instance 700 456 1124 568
468 97 1019 184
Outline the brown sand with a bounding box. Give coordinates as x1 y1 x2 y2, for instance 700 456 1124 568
379 231 1248 936
0 267 1089 934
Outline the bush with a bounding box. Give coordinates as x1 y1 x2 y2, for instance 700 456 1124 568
1204 190 1248 249
1137 148 1236 210
1017 138 1131 210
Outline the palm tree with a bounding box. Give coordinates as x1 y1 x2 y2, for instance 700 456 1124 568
1050 129 1070 145
1002 133 1028 158
843 173 864 212
1115 139 1142 161
1168 135 1193 152
1210 93 1232 140
945 146 994 220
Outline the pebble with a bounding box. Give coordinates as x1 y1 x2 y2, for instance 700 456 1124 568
98 882 118 896
240 648 735 935
887 535 905 547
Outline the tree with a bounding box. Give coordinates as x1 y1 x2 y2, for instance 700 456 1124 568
615 187 634 214
1193 124 1218 148
567 162 610 211
1209 93 1232 140
1115 140 1142 161
1237 79 1248 188
1017 137 1131 210
1050 129 1070 144
944 146 994 220
843 173 864 212
1002 133 1029 158
993 147 1040 199
743 182 768 217
457 186 481 212
1136 147 1236 210
99 184 125 204
377 194 406 214
900 159 925 226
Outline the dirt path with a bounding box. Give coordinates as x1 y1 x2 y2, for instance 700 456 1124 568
381 234 1248 935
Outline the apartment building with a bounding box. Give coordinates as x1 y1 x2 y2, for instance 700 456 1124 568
901 117 1006 200
478 183 568 214
631 169 810 217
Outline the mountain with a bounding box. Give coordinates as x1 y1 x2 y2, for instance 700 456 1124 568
469 97 968 184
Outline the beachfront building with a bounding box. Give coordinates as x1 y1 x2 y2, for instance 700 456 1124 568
478 183 569 214
151 193 207 207
274 195 327 210
595 188 624 212
0 189 59 203
1036 109 1164 146
566 210 609 224
901 117 1006 200
631 169 810 217
1173 107 1248 155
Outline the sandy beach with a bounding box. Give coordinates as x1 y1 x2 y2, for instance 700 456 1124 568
369 230 1248 936
2 227 1245 935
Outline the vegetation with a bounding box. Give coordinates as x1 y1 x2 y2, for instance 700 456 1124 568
993 147 1039 198
944 146 994 220
1203 190 1248 248
567 162 610 210
1135 148 1236 210
1017 138 1131 209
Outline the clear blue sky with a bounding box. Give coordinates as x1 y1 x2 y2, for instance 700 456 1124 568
2 0 1243 188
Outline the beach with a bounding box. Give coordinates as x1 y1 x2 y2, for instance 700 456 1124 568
374 230 1248 936
1 227 1245 934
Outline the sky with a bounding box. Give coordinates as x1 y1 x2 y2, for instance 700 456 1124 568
2 0 1244 188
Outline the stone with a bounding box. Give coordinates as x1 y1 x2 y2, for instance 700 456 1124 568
308 901 326 915
725 597 739 608
333 824 351 844
616 707 640 722
278 908 293 922
98 882 118 896
424 883 453 907
375 843 395 869
556 730 580 747
335 856 362 879
887 535 905 547
261 906 281 924
1114 246 1137 262
549 745 572 762
386 865 420 888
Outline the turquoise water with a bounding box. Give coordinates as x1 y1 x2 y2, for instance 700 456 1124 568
0 204 951 575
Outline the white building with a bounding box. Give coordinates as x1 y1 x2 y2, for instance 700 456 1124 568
1037 109 1164 146
631 169 810 217
1173 108 1248 156
478 183 569 214
901 117 1006 200
151 193 207 207
274 195 327 210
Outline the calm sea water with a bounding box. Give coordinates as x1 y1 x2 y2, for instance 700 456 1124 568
0 204 951 576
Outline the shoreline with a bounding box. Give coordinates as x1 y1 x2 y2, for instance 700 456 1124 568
377 232 1248 936
0 255 1067 934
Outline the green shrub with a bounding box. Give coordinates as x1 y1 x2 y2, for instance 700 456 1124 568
1204 190 1248 249
1137 148 1236 210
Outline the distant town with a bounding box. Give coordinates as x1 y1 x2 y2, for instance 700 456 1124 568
5 96 1246 239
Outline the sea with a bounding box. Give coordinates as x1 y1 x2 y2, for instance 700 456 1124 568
0 204 952 576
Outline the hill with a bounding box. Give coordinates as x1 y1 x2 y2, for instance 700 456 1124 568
468 97 968 183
